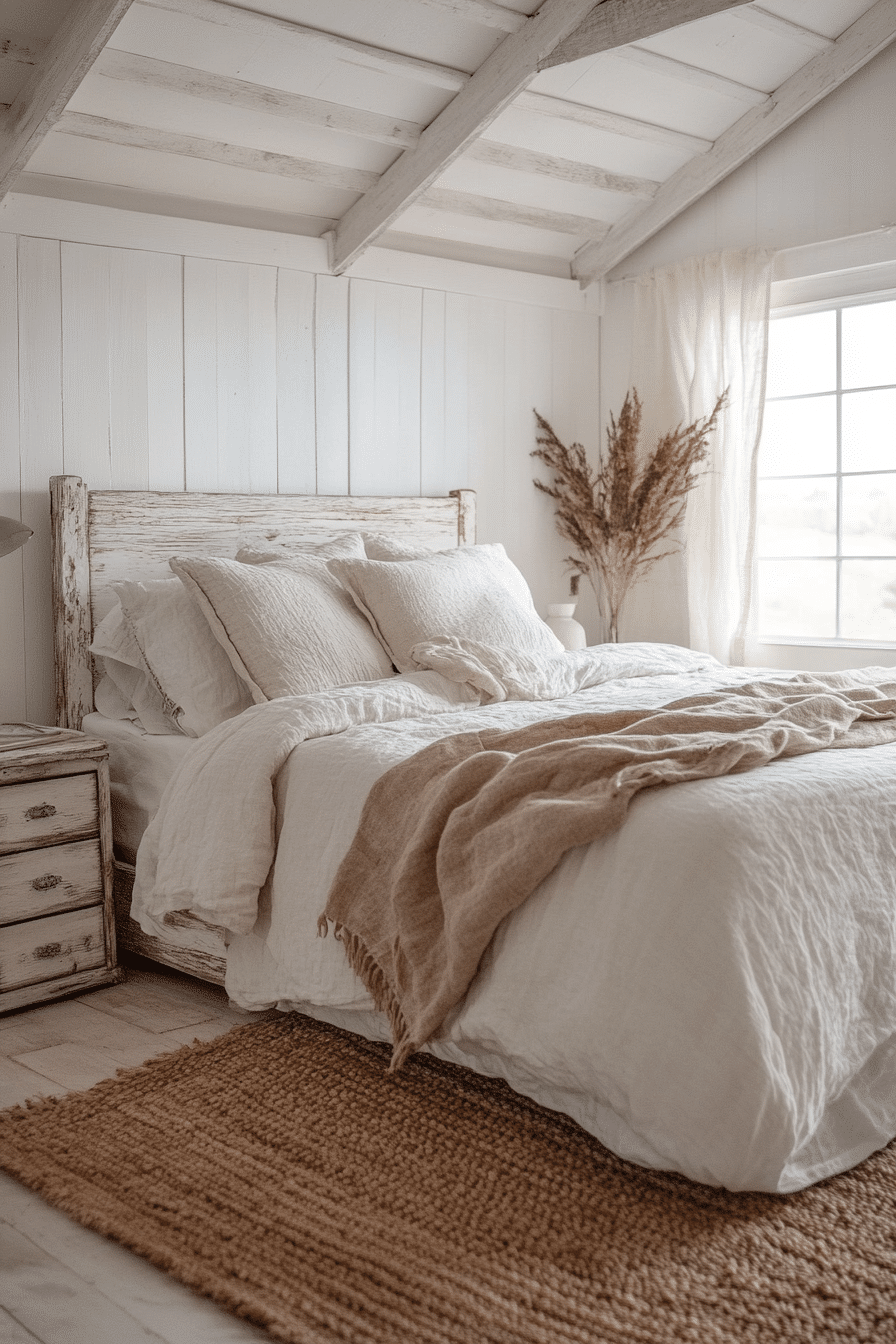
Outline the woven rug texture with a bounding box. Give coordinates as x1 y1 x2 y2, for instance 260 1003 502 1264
1 1013 894 1344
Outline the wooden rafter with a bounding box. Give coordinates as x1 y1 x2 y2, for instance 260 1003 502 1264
420 187 610 237
540 0 750 68
137 0 471 91
468 138 659 196
54 111 380 192
615 45 768 105
0 0 133 201
330 0 600 273
572 0 896 286
513 90 713 154
94 49 421 148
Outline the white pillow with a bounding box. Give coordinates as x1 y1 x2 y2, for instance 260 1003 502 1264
329 543 563 673
112 578 254 737
89 601 184 735
169 553 395 703
362 533 434 561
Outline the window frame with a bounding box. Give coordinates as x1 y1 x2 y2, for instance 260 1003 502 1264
757 286 896 650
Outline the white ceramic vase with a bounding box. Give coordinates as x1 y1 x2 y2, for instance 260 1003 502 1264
545 603 586 651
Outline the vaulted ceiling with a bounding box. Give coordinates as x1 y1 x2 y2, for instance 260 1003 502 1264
1 0 894 285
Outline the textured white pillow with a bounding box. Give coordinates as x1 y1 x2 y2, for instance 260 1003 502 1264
112 578 254 737
169 553 395 703
329 543 563 673
362 533 434 561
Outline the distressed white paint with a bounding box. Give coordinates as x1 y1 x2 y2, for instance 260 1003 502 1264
0 202 600 723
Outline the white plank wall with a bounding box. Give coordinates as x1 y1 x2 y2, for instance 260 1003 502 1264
0 221 600 724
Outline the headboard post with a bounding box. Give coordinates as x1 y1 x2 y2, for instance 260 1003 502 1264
450 489 476 545
50 475 93 730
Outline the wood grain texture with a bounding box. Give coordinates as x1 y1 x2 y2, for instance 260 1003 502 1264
572 0 896 283
137 0 471 92
113 862 226 984
541 0 749 68
51 475 93 731
331 0 599 271
0 837 103 925
93 48 422 148
55 111 380 193
468 138 660 196
0 903 105 991
0 0 134 200
513 90 714 153
0 773 97 854
421 187 611 238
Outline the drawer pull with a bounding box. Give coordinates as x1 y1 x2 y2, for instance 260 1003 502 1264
25 803 57 820
32 873 63 891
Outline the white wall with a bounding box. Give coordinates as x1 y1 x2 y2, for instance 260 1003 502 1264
599 43 896 661
0 198 600 725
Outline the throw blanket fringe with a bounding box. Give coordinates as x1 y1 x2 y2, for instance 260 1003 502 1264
322 674 896 1069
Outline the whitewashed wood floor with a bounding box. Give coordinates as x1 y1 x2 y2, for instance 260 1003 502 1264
0 960 275 1343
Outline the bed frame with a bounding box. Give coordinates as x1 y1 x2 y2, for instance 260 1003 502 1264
50 475 476 985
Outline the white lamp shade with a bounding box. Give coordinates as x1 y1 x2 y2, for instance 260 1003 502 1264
0 516 32 558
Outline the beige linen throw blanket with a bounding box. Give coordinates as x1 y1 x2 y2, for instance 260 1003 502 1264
322 674 896 1068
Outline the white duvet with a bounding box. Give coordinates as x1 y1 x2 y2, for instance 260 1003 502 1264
133 643 896 1193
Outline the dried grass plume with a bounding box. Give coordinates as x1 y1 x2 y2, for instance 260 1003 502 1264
532 388 728 642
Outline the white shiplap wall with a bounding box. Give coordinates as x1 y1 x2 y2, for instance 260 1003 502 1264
0 203 600 724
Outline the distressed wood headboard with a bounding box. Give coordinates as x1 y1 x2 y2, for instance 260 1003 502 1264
50 477 476 731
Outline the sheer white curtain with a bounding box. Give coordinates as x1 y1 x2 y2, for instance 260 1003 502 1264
630 248 773 664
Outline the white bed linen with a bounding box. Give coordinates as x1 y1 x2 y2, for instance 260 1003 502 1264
130 653 896 1194
82 713 195 863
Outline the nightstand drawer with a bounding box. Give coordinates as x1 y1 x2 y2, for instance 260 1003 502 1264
0 838 104 925
0 773 98 853
0 905 106 993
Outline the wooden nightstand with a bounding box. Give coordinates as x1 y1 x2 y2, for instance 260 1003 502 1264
0 732 122 1013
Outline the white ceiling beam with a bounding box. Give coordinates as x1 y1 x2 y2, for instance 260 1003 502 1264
0 0 134 200
616 45 768 105
418 186 610 237
572 0 896 286
468 138 659 196
513 90 713 153
54 111 379 192
136 0 471 91
330 0 600 273
736 6 834 54
541 0 750 68
94 49 420 148
415 0 529 33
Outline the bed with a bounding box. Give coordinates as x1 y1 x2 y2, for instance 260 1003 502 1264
50 475 896 1196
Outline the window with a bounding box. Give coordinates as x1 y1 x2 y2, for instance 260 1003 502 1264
756 296 896 644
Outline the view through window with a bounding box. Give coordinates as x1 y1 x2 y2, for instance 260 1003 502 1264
757 296 896 643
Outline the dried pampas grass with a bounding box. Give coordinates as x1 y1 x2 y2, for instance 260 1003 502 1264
532 389 727 642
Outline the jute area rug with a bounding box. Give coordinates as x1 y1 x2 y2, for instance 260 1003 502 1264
1 1015 894 1344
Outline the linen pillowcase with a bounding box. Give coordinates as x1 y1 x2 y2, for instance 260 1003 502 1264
362 534 434 561
89 600 185 735
112 577 254 737
169 553 395 703
329 542 563 673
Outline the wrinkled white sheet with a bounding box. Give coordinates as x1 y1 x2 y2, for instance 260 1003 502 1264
132 643 896 1193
